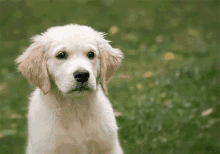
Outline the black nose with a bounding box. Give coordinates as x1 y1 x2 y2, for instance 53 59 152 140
73 70 90 83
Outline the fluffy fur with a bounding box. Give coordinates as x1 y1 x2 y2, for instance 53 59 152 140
16 24 124 154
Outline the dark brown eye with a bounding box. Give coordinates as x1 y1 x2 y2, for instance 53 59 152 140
56 51 68 59
87 51 95 59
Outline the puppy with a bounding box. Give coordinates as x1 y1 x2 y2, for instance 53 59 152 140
16 24 124 154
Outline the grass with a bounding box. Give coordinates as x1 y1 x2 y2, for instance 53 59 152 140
1 0 220 153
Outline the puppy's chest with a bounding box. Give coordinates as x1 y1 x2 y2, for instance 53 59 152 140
57 103 96 139
58 103 90 125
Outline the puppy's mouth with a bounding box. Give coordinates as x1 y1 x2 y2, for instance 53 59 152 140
69 84 92 93
70 87 91 92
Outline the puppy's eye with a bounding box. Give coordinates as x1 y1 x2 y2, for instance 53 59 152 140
56 51 68 59
87 51 95 59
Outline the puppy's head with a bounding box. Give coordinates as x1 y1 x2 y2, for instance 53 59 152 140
16 24 123 96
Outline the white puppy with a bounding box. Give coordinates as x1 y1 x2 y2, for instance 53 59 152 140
16 24 124 154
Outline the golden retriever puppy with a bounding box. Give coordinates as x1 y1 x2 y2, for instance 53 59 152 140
16 24 124 154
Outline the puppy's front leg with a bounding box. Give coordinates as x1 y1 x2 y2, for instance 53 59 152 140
26 124 61 154
26 140 59 154
26 100 62 154
103 139 123 154
87 136 123 154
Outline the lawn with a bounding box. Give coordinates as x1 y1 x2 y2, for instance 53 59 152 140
1 0 220 154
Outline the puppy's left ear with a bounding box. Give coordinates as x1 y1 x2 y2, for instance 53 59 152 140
98 39 124 94
15 42 50 94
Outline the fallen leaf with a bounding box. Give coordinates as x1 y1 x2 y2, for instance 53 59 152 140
155 35 164 43
109 26 119 35
114 112 121 117
11 114 22 119
164 53 174 60
0 85 5 91
119 74 131 79
137 84 142 89
201 108 213 116
144 72 153 78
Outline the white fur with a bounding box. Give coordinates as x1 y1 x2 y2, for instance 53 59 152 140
16 24 123 154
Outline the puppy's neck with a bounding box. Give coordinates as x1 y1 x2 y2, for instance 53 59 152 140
40 88 97 129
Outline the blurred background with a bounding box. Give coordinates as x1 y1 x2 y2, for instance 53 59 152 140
0 0 220 153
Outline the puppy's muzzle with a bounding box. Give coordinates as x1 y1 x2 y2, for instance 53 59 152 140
73 70 90 83
71 70 91 92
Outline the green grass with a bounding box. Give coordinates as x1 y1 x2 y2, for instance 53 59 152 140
1 0 220 153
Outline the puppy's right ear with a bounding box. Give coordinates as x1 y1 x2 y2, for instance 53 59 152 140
15 43 50 94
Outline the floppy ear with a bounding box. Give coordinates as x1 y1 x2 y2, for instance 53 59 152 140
15 43 50 94
99 40 124 94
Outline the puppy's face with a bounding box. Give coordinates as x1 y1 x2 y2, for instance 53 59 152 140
47 42 100 95
15 24 123 96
